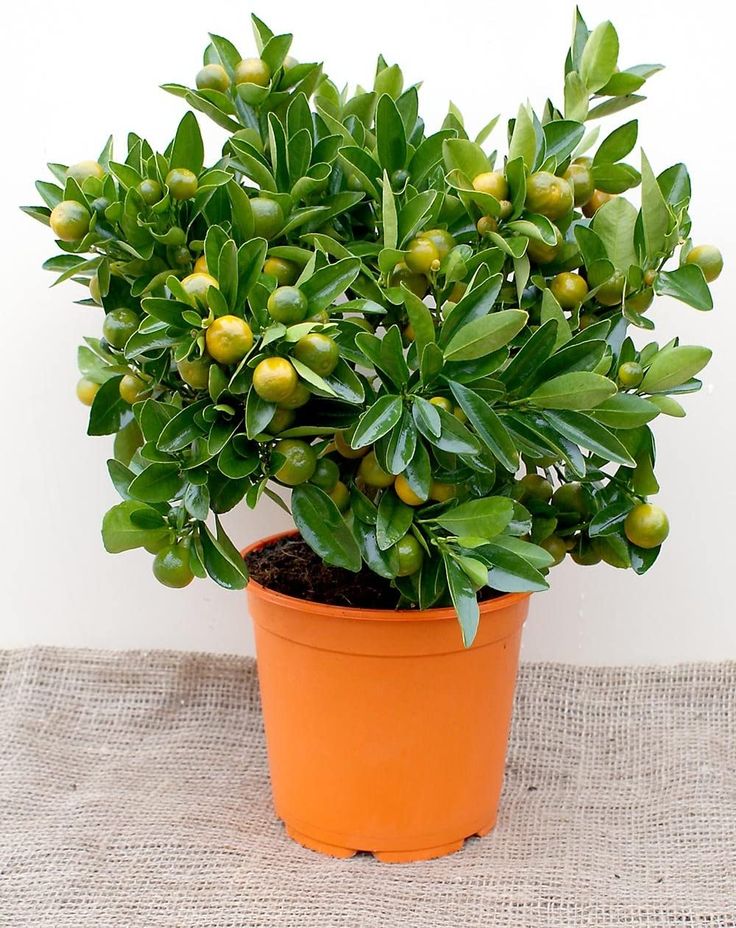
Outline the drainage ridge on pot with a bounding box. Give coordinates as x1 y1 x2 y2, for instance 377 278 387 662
244 531 530 863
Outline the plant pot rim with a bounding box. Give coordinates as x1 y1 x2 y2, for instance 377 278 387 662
242 530 531 623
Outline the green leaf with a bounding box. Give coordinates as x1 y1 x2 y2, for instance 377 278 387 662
541 410 635 466
564 71 589 122
542 120 585 164
442 138 491 180
381 170 398 250
432 497 514 539
87 376 129 436
376 491 414 551
444 310 528 361
540 290 572 350
101 501 170 554
592 196 638 273
199 519 249 590
402 286 436 358
640 345 712 393
654 265 713 311
449 381 519 472
529 372 617 410
444 556 480 647
508 104 537 170
588 499 634 537
375 94 407 174
639 150 670 262
291 484 362 572
589 393 659 428
594 120 638 165
300 257 361 314
488 535 554 569
481 545 549 593
351 395 403 448
580 21 619 92
157 402 207 452
169 112 204 175
128 463 183 504
440 275 504 345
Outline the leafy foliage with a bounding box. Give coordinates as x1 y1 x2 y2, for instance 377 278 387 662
26 9 720 643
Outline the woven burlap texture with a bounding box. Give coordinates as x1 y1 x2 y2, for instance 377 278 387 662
0 648 734 927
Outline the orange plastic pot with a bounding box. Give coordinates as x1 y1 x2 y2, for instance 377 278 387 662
244 531 530 863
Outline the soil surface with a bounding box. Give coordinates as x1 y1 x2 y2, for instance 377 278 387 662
245 535 502 609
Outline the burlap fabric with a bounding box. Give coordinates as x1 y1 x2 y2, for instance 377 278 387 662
0 648 734 926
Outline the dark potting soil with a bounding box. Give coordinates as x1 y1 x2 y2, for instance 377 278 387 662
244 536 501 610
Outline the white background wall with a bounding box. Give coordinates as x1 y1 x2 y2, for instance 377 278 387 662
1 0 733 663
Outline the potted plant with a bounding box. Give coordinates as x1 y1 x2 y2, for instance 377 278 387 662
25 9 721 862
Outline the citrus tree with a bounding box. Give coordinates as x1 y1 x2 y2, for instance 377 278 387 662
25 10 721 644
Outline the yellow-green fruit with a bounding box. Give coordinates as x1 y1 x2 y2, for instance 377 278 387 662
334 430 368 459
153 543 194 589
405 237 440 274
119 373 148 405
550 272 589 309
563 161 595 207
421 228 456 260
267 407 296 434
624 503 670 549
166 168 198 201
539 534 566 566
193 255 208 274
685 245 723 283
552 482 589 525
394 474 427 507
251 198 284 240
66 160 105 184
527 226 563 264
293 333 340 376
389 262 428 299
429 481 457 502
273 439 317 486
429 396 453 413
625 288 654 314
471 171 509 200
329 480 350 512
263 256 299 286
102 307 139 349
596 272 627 306
278 381 311 409
138 178 163 205
310 457 340 492
477 215 499 237
76 377 100 406
181 272 219 308
89 276 101 304
453 404 468 424
267 286 309 324
498 199 514 219
525 172 574 220
177 356 211 390
617 361 644 388
515 473 553 505
395 534 424 576
204 315 254 365
196 63 231 92
358 452 395 488
253 357 298 403
50 200 91 241
234 57 271 86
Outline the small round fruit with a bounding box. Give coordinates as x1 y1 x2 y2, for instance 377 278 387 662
76 377 100 406
624 503 670 549
263 256 299 286
251 197 284 240
643 269 658 287
273 439 317 485
165 226 187 246
66 160 104 184
453 404 468 424
267 286 308 324
153 542 194 589
329 480 350 512
119 373 148 404
582 190 614 218
177 356 211 390
539 534 567 566
310 457 340 492
196 63 231 92
334 429 368 459
49 200 90 241
527 226 563 264
429 396 453 413
477 215 499 237
358 452 395 488
471 171 508 200
395 534 424 576
625 288 654 314
253 357 298 403
193 255 208 274
267 407 296 433
579 311 597 330
234 57 271 87
422 228 456 260
550 272 589 309
394 474 427 506
596 271 627 306
138 178 162 205
618 361 644 388
391 168 409 190
205 315 254 365
405 237 440 274
498 199 513 219
685 244 723 283
102 307 139 349
166 168 198 201
293 333 339 376
429 481 457 502
278 381 311 409
389 261 428 298
516 474 553 505
89 276 101 304
181 272 219 308
552 482 589 525
525 172 574 220
563 161 595 207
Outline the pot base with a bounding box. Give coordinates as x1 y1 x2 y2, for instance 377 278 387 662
284 817 497 863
